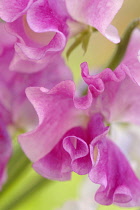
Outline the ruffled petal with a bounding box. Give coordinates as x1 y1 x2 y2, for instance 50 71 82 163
81 62 140 124
19 81 92 162
6 13 66 61
65 0 123 43
63 127 92 175
64 113 109 176
33 126 90 180
0 0 33 22
89 137 140 207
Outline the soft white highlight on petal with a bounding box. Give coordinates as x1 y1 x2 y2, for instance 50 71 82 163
138 50 140 62
57 178 99 210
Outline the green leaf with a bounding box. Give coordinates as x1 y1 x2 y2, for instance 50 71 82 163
66 27 97 59
82 31 92 54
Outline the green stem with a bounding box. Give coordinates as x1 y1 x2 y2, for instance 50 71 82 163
1 177 51 210
0 146 30 197
8 146 28 172
8 148 30 183
107 18 140 70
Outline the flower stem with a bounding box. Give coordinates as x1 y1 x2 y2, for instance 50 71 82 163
1 177 51 210
0 146 30 198
107 18 140 70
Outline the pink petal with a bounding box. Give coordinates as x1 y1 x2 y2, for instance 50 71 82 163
63 114 109 175
18 81 90 161
33 140 71 181
0 23 72 128
63 134 88 161
47 0 69 18
122 29 140 85
81 62 140 124
63 127 92 175
0 23 16 55
11 56 72 128
27 0 67 33
6 13 66 61
89 137 140 206
65 0 123 43
0 0 33 22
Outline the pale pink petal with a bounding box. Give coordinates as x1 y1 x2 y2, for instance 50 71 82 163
0 0 33 22
65 0 123 43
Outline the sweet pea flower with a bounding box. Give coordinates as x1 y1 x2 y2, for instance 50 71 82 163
0 0 124 72
18 81 140 207
0 120 12 189
0 0 69 71
58 124 140 210
0 22 72 129
19 29 140 207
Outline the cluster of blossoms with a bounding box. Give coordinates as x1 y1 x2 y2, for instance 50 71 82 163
0 0 140 208
19 29 140 206
0 0 123 73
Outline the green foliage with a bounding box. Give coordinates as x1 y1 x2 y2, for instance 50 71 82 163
66 27 97 59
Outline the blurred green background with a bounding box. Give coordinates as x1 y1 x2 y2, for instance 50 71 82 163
1 1 140 210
